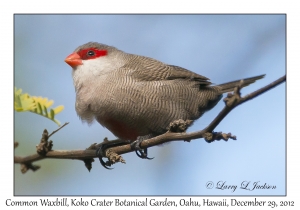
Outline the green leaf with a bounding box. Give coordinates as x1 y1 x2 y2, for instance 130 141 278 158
14 87 64 126
50 109 55 120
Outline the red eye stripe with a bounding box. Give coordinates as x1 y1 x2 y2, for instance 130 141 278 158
77 48 107 60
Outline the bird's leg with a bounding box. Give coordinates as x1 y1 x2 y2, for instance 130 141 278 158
96 139 128 169
130 136 154 160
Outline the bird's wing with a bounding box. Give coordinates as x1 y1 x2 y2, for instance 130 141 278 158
126 55 211 85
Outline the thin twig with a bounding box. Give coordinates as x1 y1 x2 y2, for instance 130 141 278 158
48 122 69 138
240 75 286 105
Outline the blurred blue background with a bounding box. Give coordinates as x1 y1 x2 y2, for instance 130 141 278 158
14 15 285 196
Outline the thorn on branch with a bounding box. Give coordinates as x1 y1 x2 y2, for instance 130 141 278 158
223 80 244 107
167 119 193 133
103 137 109 143
36 129 53 155
86 143 98 150
83 144 97 171
204 132 237 143
21 163 40 174
36 123 69 156
83 158 94 172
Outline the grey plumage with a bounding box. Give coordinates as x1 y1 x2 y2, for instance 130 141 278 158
68 42 265 141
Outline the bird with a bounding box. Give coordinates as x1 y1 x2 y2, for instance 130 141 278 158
65 42 264 168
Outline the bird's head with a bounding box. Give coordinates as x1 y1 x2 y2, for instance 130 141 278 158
65 42 127 88
64 42 118 68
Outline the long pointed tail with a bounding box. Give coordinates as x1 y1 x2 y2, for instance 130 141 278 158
217 74 265 93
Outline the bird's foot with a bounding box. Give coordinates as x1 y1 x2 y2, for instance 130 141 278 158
130 139 154 160
96 139 128 169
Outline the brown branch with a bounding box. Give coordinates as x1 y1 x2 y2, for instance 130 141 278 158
14 149 96 164
14 75 286 171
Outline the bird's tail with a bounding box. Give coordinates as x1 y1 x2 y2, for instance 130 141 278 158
217 74 265 93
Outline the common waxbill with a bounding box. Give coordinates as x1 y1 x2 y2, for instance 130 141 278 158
65 42 264 168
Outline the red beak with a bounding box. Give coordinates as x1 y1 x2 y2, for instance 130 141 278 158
65 53 83 67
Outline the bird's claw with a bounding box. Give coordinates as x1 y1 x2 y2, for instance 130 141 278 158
135 149 154 160
131 140 154 160
96 144 114 169
96 139 127 170
99 156 113 170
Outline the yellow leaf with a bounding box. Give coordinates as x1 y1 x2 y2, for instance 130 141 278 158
14 87 64 126
53 105 64 114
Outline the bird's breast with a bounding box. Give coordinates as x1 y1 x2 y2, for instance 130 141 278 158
96 116 139 141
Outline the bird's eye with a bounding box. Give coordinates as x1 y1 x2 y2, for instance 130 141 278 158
87 50 95 56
